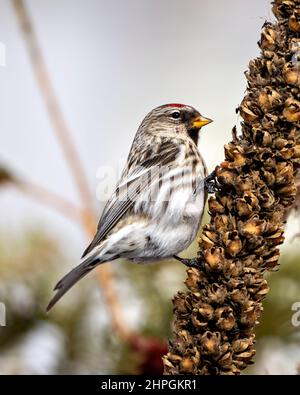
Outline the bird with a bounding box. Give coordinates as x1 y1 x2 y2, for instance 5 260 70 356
47 103 213 311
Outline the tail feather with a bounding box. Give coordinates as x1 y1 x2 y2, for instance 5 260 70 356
47 257 100 312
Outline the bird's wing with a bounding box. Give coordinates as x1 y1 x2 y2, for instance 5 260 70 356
81 141 180 258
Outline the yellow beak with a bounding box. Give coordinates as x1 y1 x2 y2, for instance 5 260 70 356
191 116 213 129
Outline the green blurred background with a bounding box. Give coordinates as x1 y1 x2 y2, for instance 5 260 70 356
0 0 300 374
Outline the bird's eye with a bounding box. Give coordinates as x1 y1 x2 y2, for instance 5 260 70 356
170 111 181 119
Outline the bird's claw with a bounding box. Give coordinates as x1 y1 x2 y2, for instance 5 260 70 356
173 255 202 269
205 170 220 194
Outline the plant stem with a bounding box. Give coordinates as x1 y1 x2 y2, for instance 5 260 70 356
12 0 131 341
164 0 300 375
15 178 82 222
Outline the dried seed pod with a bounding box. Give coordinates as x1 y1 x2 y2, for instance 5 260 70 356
204 247 224 271
280 147 295 160
198 303 214 321
282 62 300 88
261 113 279 129
218 351 232 370
239 216 266 237
234 349 256 365
272 1 294 20
208 196 225 214
258 88 282 112
173 292 191 315
162 355 176 370
207 283 227 304
236 197 253 217
262 170 276 186
217 169 237 185
266 59 277 75
230 288 248 305
164 2 300 376
223 231 243 257
201 331 221 355
184 268 201 292
192 308 209 329
293 145 300 158
225 260 243 277
275 163 294 184
200 226 218 248
228 154 247 169
219 195 234 211
227 278 242 292
289 9 300 32
264 248 281 270
236 191 259 217
180 358 194 373
215 307 236 331
277 183 297 197
232 338 253 354
274 137 290 149
242 254 263 269
255 281 270 301
235 175 253 192
240 99 261 123
283 98 300 122
224 144 247 168
166 353 182 364
240 302 262 328
254 129 273 146
262 50 275 60
214 214 230 231
260 26 277 50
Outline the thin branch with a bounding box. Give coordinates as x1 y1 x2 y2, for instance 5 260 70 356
1 163 81 221
14 178 82 223
11 0 93 212
11 0 131 341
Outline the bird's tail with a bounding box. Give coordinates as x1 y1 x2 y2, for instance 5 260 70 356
46 255 101 312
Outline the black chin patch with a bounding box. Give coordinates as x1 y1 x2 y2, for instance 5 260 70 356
188 129 199 145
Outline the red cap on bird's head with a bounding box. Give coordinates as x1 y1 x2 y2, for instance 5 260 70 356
162 103 187 108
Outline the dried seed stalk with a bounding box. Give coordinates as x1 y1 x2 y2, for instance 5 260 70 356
164 0 300 375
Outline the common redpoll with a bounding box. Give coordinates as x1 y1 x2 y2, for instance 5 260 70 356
47 104 213 311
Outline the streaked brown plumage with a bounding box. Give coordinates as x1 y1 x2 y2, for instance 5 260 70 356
47 104 213 311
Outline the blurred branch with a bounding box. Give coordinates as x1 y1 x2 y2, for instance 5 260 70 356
0 166 14 184
11 0 92 213
0 161 82 230
11 0 131 341
15 178 82 223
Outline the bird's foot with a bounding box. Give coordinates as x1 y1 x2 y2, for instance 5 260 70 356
173 255 202 269
204 170 220 194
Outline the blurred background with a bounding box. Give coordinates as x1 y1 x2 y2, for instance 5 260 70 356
0 0 300 374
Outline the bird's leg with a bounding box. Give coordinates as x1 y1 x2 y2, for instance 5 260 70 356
173 255 202 269
204 170 220 194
